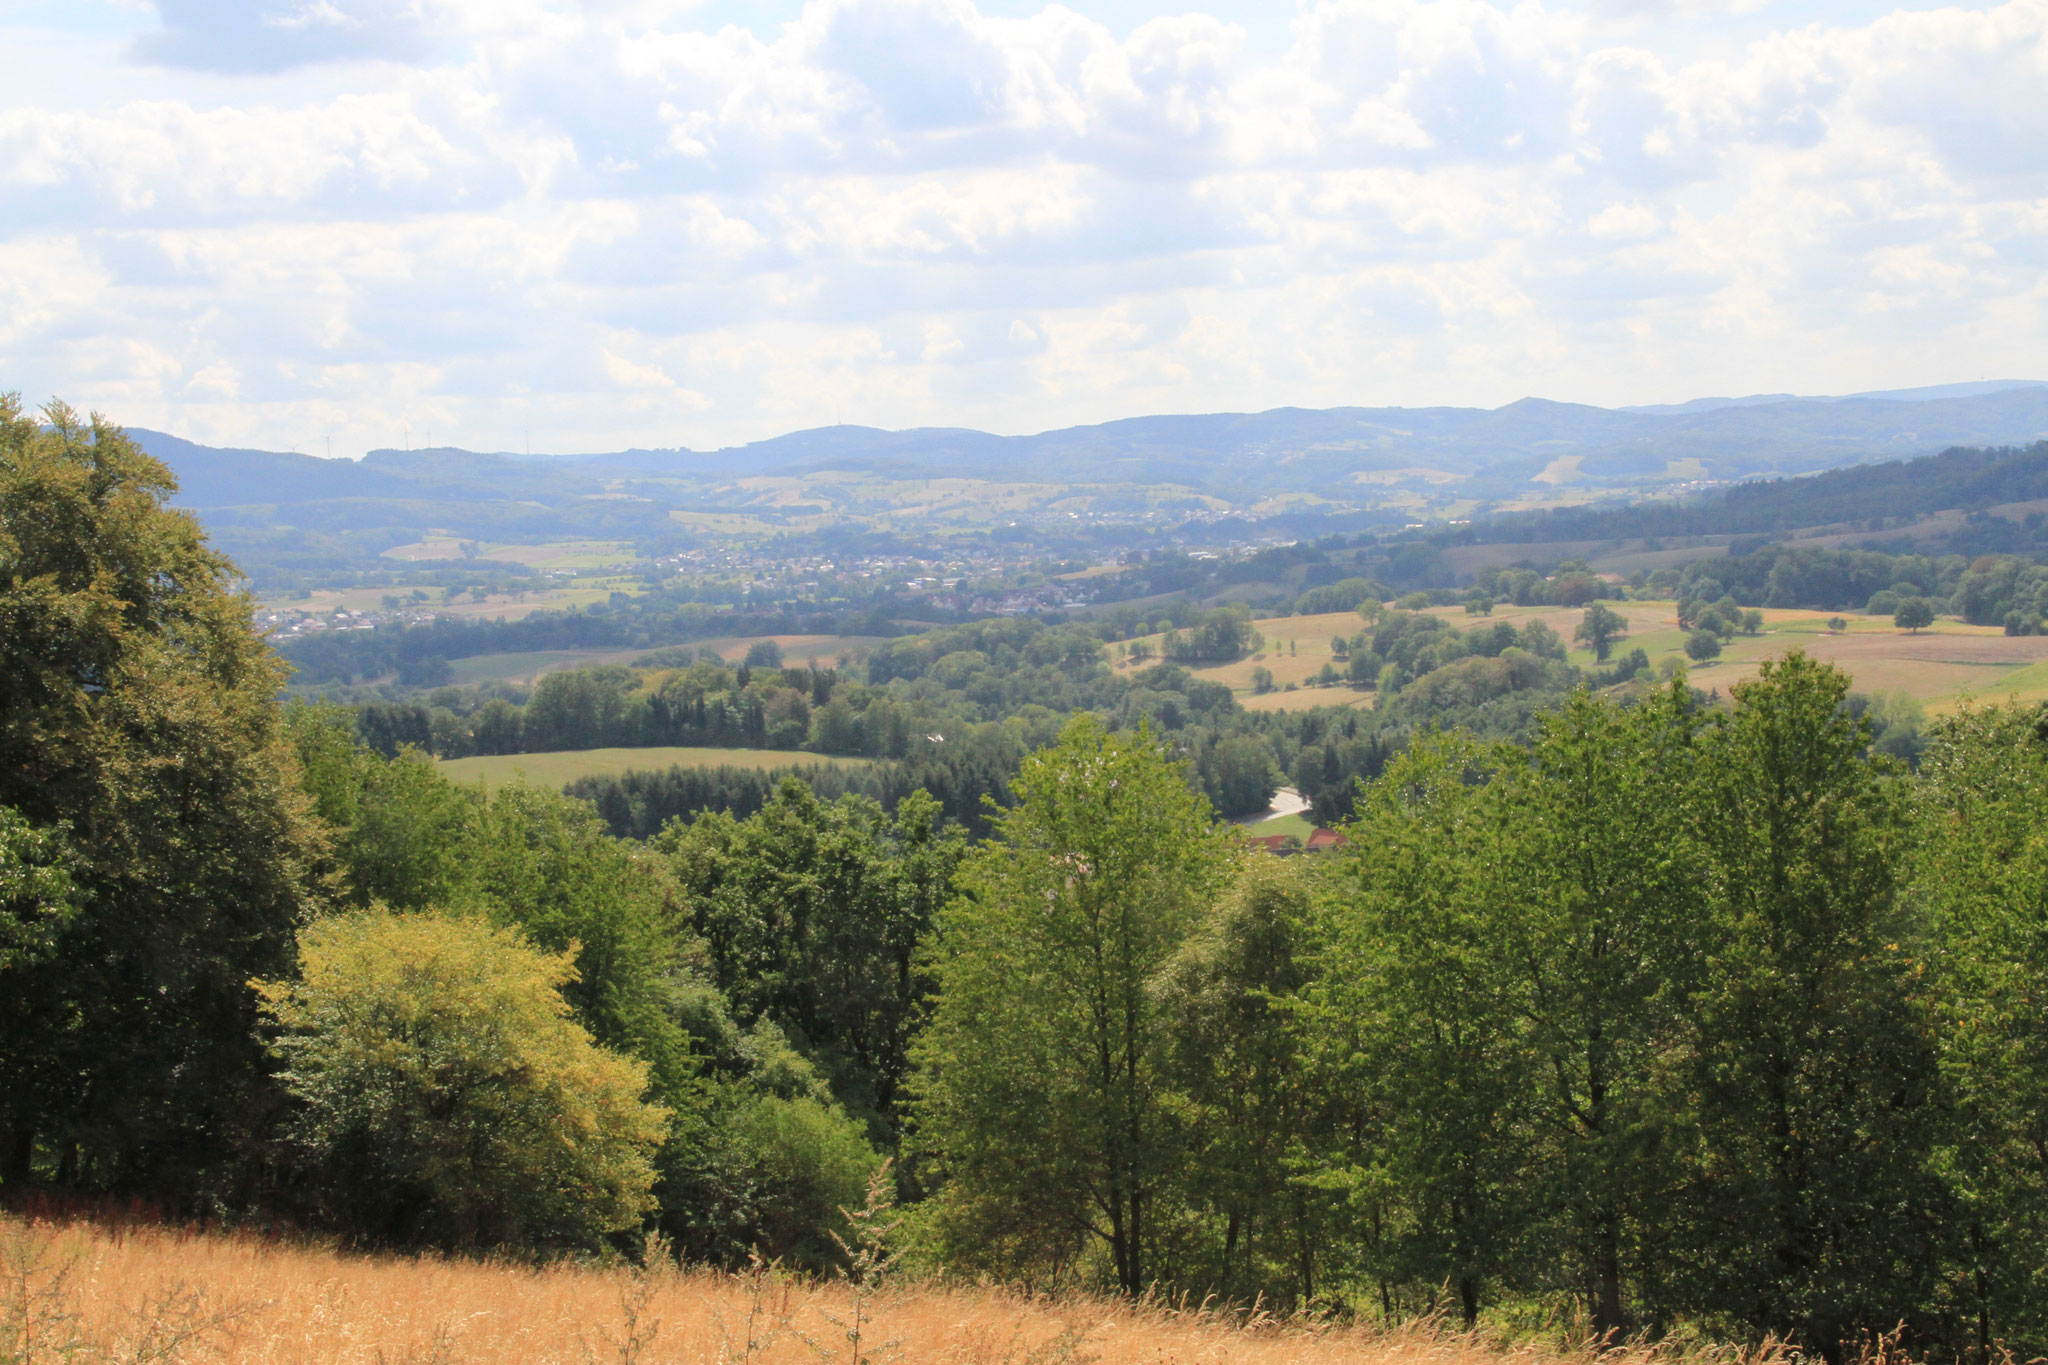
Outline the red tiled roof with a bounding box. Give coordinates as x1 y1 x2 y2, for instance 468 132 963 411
1304 828 1348 850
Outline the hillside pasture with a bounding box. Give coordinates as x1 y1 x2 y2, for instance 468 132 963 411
438 746 874 788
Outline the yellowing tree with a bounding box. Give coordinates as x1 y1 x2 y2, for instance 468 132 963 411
254 908 668 1250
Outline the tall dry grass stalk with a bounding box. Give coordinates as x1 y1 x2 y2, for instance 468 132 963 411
1 1211 1794 1365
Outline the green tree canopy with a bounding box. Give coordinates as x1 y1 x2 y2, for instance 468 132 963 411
1678 651 1945 1348
912 715 1231 1291
0 396 323 1195
1573 601 1629 662
1895 596 1936 632
0 807 77 975
1913 701 2048 1352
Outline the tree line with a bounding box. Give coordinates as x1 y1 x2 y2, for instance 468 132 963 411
14 405 2048 1359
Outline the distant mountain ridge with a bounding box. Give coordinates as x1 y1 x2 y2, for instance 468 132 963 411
123 382 2048 586
140 382 2048 509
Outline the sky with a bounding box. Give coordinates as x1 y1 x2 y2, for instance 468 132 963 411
0 0 2042 456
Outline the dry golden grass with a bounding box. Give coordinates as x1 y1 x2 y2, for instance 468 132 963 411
0 1213 1767 1365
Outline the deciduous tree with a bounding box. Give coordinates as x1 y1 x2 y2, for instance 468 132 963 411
912 716 1230 1291
254 908 668 1249
1574 602 1629 662
0 397 323 1196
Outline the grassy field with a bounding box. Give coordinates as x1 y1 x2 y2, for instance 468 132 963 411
1118 602 2048 713
264 578 643 623
0 1211 1712 1365
441 634 894 686
438 747 875 788
447 648 651 685
1247 811 1317 839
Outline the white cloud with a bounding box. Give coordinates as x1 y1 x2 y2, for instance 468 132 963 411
0 0 2042 452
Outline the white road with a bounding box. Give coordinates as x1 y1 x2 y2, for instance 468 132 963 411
1233 786 1311 826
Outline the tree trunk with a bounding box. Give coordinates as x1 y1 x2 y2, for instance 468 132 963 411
0 1115 34 1186
1592 1216 1626 1341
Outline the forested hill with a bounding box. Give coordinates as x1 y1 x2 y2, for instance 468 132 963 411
1448 438 2048 552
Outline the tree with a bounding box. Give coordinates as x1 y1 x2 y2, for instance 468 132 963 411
1685 628 1723 662
1574 603 1629 662
0 807 76 976
1160 858 1327 1303
1677 652 1947 1351
1301 733 1537 1326
1199 734 1279 819
1916 702 2048 1356
660 781 965 1138
1489 682 1708 1336
1304 684 1709 1333
1895 597 1936 633
254 908 668 1250
1251 666 1275 695
1827 617 1849 635
1162 606 1260 664
0 397 323 1196
912 716 1231 1291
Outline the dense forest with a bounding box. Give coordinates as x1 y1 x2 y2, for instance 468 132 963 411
1444 439 2048 551
14 408 2048 1360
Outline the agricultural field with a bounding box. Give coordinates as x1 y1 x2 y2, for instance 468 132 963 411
438 747 875 788
1430 600 2048 710
380 537 640 569
1118 603 2048 713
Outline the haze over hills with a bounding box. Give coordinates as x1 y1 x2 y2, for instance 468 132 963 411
127 382 2048 587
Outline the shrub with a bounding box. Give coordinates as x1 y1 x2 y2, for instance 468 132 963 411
722 1093 881 1272
254 908 669 1250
